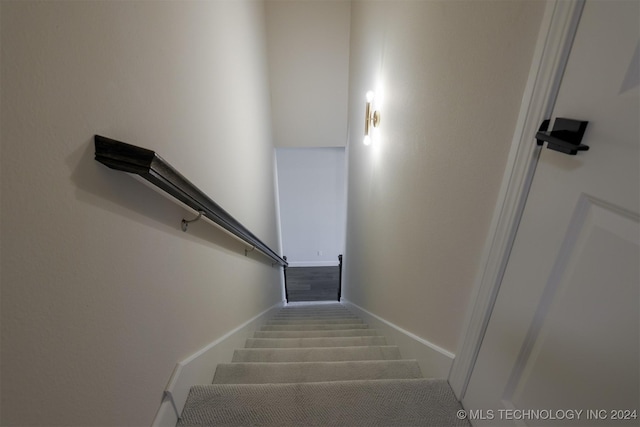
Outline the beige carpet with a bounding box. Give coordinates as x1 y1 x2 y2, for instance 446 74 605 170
178 302 469 426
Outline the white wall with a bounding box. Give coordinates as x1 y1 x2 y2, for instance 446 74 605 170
265 0 350 148
0 1 283 425
276 148 346 266
343 1 545 354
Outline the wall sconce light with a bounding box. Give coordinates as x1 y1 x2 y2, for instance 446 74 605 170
363 90 380 146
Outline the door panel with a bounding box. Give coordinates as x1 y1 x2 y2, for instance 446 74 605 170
506 196 639 421
464 1 639 425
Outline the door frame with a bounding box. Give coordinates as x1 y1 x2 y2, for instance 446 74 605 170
448 0 586 400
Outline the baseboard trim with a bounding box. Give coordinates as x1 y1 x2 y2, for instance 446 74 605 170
151 300 285 427
341 299 454 379
287 261 339 267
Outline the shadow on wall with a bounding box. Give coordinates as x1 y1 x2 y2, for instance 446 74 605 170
66 138 270 266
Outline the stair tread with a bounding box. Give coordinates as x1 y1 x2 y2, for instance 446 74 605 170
275 312 354 317
273 312 356 315
232 346 403 362
277 309 351 312
280 303 350 311
246 336 387 348
212 360 423 384
267 318 363 324
273 312 356 316
178 379 468 427
262 323 368 331
254 329 380 338
278 307 349 311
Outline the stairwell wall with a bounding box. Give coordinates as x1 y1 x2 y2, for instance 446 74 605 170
265 0 350 149
276 147 347 266
343 1 544 358
0 1 283 425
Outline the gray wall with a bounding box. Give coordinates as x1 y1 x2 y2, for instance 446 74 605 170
276 148 346 266
1 1 282 425
343 0 545 353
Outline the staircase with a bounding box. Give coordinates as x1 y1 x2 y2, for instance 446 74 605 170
178 302 468 426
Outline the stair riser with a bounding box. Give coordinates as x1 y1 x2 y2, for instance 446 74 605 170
261 324 368 331
269 317 359 322
231 346 403 363
276 311 353 316
267 318 363 325
280 304 344 308
246 336 387 348
273 311 357 317
212 360 423 384
254 329 380 338
276 307 351 314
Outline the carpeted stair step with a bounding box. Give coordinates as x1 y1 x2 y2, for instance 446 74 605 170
278 306 347 311
261 323 368 331
266 318 363 325
273 312 354 318
277 306 349 311
278 303 345 309
276 310 352 316
245 336 387 348
272 312 358 319
212 360 423 384
272 311 356 317
231 346 403 362
270 317 360 323
254 329 380 338
178 379 468 427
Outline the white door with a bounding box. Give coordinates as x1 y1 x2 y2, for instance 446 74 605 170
464 1 639 426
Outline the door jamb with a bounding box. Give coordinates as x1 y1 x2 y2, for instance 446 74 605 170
448 0 585 400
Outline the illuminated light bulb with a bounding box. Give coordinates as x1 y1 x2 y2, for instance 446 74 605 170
366 91 374 102
363 135 371 146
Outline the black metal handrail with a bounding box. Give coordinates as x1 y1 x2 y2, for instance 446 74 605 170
94 135 288 267
338 254 343 301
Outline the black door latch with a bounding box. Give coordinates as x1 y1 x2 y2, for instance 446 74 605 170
536 118 589 155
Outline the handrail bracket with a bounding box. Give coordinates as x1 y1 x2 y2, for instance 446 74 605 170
181 211 204 232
